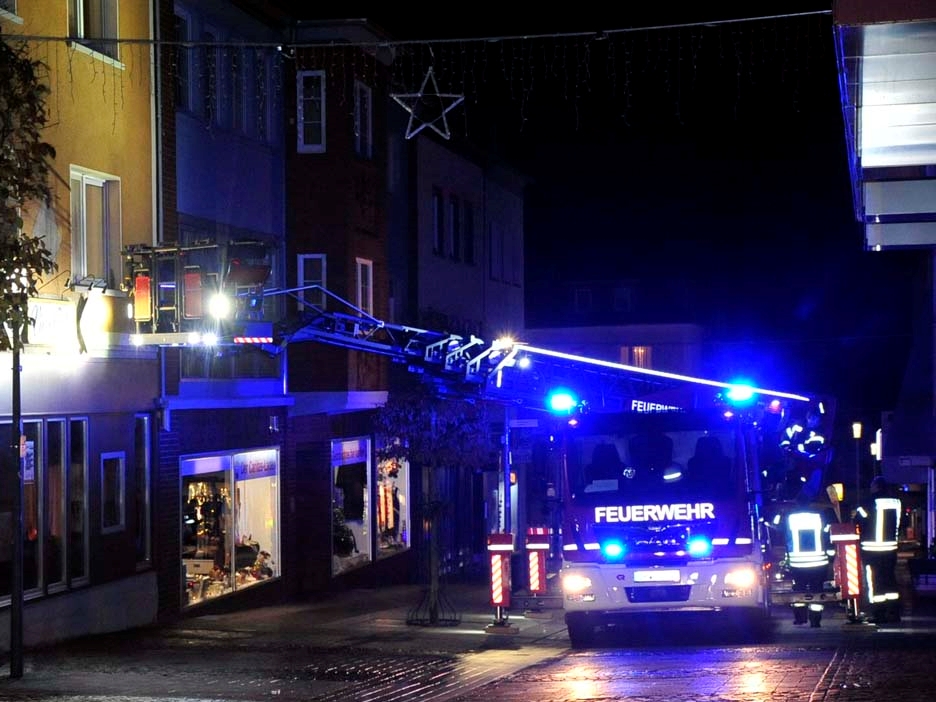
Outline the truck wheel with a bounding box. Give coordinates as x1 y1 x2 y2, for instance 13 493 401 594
808 610 822 628
566 613 596 649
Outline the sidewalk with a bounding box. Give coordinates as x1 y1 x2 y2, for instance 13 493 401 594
0 581 569 701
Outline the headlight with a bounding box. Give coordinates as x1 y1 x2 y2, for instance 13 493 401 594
724 567 757 589
561 573 593 594
208 292 232 319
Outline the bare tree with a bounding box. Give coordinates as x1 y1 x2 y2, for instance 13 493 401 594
374 383 497 625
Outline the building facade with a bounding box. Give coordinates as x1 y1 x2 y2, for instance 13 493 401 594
833 1 936 555
0 0 160 649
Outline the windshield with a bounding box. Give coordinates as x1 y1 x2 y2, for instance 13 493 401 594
567 412 740 501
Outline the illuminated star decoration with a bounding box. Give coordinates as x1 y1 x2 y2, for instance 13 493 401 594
391 66 465 140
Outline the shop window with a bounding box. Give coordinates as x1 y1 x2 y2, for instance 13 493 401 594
181 448 280 607
22 421 41 591
0 419 87 596
69 418 89 584
331 438 372 576
46 420 67 590
134 415 151 565
376 455 410 560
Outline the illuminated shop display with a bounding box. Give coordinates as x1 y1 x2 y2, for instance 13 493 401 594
181 448 280 606
331 437 410 576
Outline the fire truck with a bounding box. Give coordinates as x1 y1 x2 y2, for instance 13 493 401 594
528 377 837 647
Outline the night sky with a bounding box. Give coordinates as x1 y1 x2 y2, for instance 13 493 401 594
268 2 924 422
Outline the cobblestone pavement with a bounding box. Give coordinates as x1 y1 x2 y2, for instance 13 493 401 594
0 583 933 701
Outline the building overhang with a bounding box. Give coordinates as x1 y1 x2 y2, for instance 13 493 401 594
834 1 936 249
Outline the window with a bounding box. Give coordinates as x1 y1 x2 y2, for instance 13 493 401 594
173 12 191 111
134 415 151 565
332 438 372 575
70 168 121 288
574 287 592 313
256 52 269 141
1 0 18 15
22 421 40 591
463 202 475 265
69 0 118 60
101 452 125 533
46 420 67 590
231 46 246 132
297 253 326 311
448 196 461 261
488 221 504 280
621 345 653 369
432 188 445 256
297 70 325 153
181 449 280 607
356 257 373 317
69 419 89 583
613 287 632 313
201 30 218 123
354 81 373 159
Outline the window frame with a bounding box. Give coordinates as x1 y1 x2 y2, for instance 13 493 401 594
134 415 151 566
448 195 461 262
463 201 475 265
297 69 326 153
69 0 119 61
101 451 126 534
0 0 21 21
354 80 373 159
45 418 68 593
173 9 192 112
356 257 374 317
68 418 90 587
432 188 445 257
70 167 122 288
297 253 327 311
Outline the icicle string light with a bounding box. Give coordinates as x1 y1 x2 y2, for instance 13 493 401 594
2 9 832 139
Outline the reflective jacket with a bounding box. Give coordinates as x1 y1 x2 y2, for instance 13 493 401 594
786 510 831 569
856 496 901 554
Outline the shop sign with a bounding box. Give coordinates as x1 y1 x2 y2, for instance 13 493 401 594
331 438 368 466
234 448 278 481
29 298 79 350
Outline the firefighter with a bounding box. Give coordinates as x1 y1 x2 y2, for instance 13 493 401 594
855 476 902 623
785 494 834 626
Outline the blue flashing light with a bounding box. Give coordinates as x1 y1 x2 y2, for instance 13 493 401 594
547 388 579 414
726 384 755 403
602 540 626 559
687 535 713 558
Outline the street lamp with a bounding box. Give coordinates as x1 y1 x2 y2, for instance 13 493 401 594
852 422 862 509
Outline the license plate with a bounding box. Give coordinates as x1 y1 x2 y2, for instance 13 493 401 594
633 569 680 583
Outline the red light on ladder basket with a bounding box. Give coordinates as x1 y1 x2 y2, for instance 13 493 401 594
487 532 515 608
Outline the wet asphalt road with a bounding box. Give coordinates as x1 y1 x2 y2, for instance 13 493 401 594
0 585 934 701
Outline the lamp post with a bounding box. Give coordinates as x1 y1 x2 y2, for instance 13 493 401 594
852 422 862 511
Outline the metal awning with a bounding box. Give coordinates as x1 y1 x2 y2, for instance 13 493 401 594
834 3 936 249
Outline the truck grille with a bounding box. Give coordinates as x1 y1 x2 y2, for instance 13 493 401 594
625 585 692 603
